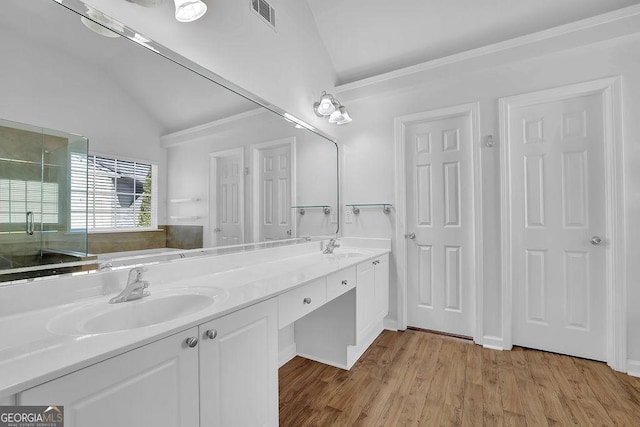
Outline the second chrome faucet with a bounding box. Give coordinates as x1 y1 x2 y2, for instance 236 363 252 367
109 267 150 304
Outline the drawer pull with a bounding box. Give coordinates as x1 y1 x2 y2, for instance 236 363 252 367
205 329 218 340
185 337 199 348
342 280 348 286
303 297 312 304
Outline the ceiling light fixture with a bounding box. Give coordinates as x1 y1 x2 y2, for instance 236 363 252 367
313 91 352 125
174 0 208 22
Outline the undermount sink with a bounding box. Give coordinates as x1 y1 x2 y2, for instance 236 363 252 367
48 287 227 335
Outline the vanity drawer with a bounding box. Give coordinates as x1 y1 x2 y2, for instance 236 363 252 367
326 267 356 301
278 278 326 328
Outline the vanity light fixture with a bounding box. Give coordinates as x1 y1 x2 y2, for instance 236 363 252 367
174 0 208 22
313 91 352 125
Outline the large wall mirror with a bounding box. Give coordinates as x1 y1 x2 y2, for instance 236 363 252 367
0 0 339 282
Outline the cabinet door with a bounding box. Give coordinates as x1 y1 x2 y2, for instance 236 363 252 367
375 255 390 320
19 328 200 427
199 298 278 427
356 260 376 342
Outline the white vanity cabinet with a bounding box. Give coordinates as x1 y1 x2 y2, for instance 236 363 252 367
199 298 278 427
356 254 390 342
17 299 279 427
374 255 389 321
294 254 390 370
19 327 201 427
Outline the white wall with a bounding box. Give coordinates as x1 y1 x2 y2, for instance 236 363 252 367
0 27 168 223
83 0 336 130
332 33 640 363
164 112 338 246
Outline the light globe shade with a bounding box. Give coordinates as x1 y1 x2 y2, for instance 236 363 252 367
328 107 345 124
316 93 336 116
336 107 352 125
174 0 207 22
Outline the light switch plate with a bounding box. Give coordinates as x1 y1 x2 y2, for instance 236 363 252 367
345 209 353 224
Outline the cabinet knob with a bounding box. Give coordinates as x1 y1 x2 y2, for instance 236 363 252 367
205 329 218 340
342 279 348 286
185 337 199 348
303 297 312 304
373 260 380 265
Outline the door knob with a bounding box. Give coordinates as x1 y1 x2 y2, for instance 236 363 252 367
590 236 603 246
405 232 416 239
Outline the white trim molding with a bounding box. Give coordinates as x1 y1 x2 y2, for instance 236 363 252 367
161 109 265 148
627 360 640 378
394 102 483 343
335 5 640 99
499 77 626 371
482 336 507 351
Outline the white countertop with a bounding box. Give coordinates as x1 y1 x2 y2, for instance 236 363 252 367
0 243 390 398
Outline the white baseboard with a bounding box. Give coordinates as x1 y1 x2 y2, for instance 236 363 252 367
278 342 297 368
383 318 398 331
481 335 507 351
627 359 640 378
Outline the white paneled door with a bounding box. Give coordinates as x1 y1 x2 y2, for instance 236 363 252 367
406 112 474 337
210 149 244 247
254 142 292 241
507 92 606 361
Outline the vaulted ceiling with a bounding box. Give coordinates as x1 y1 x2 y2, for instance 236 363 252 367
305 0 640 85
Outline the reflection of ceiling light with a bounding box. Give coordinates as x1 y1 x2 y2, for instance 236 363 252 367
126 33 160 53
80 7 124 38
313 91 352 125
174 0 208 22
284 113 315 131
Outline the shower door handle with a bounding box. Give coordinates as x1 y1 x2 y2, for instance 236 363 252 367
26 211 34 235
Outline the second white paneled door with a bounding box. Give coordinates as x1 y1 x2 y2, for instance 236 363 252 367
505 92 607 361
405 111 474 337
210 148 244 247
253 139 293 241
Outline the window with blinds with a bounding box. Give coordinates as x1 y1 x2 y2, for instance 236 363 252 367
71 154 156 231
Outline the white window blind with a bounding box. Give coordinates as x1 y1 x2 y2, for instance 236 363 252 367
71 154 155 231
0 179 59 225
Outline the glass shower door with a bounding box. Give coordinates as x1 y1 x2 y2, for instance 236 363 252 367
0 119 45 269
0 118 88 276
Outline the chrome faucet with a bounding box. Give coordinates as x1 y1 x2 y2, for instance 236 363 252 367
109 267 150 304
322 238 341 254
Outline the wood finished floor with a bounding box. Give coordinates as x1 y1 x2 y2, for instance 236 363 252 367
279 329 640 426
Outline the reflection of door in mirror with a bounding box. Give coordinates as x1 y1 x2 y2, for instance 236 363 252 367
252 139 295 242
209 148 244 247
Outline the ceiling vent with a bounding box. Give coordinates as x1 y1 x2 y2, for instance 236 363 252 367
251 0 276 28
